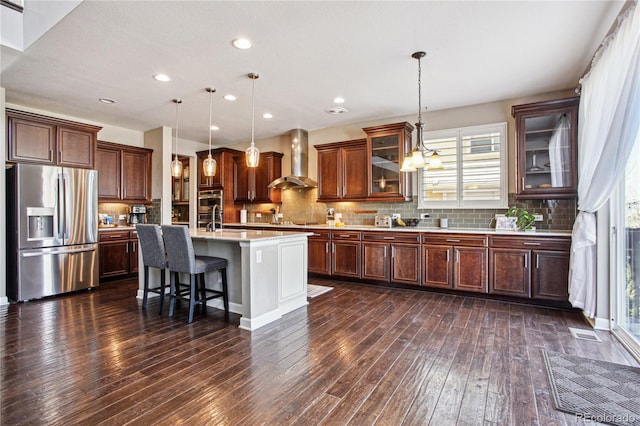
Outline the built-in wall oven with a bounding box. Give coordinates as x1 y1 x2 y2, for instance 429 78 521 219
197 189 223 228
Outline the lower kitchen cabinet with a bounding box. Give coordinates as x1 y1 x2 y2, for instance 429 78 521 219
362 232 421 285
99 230 139 280
308 230 331 275
331 231 361 278
422 234 488 293
488 236 570 301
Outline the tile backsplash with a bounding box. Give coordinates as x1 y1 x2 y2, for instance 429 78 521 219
243 189 576 230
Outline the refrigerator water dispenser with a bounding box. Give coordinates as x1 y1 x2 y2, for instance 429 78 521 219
27 207 54 240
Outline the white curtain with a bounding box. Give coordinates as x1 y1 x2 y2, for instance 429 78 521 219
569 3 640 317
549 115 570 187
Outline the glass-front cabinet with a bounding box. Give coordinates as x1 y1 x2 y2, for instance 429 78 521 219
363 122 414 201
512 97 579 199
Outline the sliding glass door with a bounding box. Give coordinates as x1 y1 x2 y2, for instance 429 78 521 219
612 139 640 355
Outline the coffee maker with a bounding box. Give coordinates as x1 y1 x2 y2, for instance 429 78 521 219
128 205 147 225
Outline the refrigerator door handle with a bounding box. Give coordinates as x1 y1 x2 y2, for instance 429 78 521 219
57 175 64 240
21 246 97 258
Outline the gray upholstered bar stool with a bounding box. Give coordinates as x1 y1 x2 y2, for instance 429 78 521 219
136 224 169 314
161 225 229 324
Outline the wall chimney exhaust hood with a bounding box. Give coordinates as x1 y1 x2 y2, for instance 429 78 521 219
268 129 318 189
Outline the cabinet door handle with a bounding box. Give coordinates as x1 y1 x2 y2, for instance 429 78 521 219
383 246 387 257
536 254 539 269
133 243 136 253
126 244 129 254
332 242 335 253
446 239 460 243
456 250 460 263
523 242 541 246
524 254 528 269
446 250 450 263
343 185 346 197
522 177 525 189
391 246 395 258
325 242 329 253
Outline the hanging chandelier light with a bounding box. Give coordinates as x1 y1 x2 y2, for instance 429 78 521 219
401 51 444 172
170 98 183 177
245 72 260 168
203 87 217 177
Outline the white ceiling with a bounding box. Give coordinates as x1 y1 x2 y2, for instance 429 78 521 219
0 1 624 147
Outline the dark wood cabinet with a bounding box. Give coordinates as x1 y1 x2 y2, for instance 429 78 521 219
315 139 368 202
488 248 530 297
233 152 283 204
308 230 331 275
331 231 361 278
488 236 570 301
512 97 579 199
362 232 421 285
7 108 100 168
99 230 139 280
422 234 487 293
96 141 152 203
363 122 413 201
96 145 121 200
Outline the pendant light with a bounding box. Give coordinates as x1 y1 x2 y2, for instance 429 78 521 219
170 99 183 177
245 72 260 168
203 87 217 177
410 51 427 169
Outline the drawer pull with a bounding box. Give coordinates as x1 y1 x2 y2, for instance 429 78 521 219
446 239 461 243
383 237 395 240
338 234 352 238
523 242 541 246
108 234 123 238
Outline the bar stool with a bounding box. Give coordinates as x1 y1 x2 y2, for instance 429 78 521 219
161 225 229 323
135 224 169 314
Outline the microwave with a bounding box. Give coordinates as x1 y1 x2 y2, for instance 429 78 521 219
197 190 223 228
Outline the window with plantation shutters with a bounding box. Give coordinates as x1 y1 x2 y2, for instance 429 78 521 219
418 122 507 209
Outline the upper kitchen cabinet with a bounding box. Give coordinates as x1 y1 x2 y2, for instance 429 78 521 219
196 148 241 190
363 122 414 201
315 139 368 202
96 141 153 203
6 108 101 169
233 152 283 204
512 97 579 199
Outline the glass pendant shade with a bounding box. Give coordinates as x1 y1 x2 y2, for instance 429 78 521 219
246 143 260 167
428 152 444 170
400 155 416 172
203 154 217 177
411 148 426 169
170 156 183 177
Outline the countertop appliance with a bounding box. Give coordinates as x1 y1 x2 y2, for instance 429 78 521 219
129 205 147 224
6 164 99 302
374 215 392 228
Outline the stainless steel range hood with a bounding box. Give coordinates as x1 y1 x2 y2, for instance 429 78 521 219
268 129 318 189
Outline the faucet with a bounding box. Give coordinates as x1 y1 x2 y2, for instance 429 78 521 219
206 205 220 232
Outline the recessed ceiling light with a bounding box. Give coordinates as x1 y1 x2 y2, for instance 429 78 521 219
325 106 349 115
263 113 273 119
333 97 345 104
232 38 252 49
153 73 171 82
99 98 115 104
223 94 237 101
210 125 219 131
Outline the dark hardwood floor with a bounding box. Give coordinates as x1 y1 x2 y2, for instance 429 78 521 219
1 277 637 425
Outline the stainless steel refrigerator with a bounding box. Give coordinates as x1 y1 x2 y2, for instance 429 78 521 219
6 163 99 302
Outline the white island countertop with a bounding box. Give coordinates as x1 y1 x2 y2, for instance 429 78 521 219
189 228 313 242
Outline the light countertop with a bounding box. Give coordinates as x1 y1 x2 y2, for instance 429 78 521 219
224 222 572 237
190 228 313 242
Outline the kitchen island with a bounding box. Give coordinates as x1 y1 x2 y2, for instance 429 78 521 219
138 228 312 331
